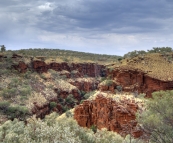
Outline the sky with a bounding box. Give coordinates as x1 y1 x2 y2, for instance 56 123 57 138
0 0 173 56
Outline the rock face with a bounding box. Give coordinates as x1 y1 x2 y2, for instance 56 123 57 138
0 54 7 59
108 69 173 97
69 79 99 92
74 94 142 138
32 60 106 77
12 61 28 73
31 102 50 119
12 53 22 58
98 82 118 93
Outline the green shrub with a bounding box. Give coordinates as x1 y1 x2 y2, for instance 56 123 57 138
65 110 73 118
100 80 113 86
62 105 69 112
80 90 86 97
0 101 10 110
118 57 123 61
50 102 57 109
105 80 113 86
40 74 47 80
6 105 29 120
66 94 77 105
0 109 144 143
84 91 95 99
2 88 17 98
24 70 32 78
116 85 122 92
0 69 10 75
80 100 84 104
90 125 97 133
137 90 173 143
19 86 31 96
9 78 19 88
101 77 106 82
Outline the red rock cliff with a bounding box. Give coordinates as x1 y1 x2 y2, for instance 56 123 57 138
32 60 106 77
12 61 28 73
108 69 173 97
74 94 143 137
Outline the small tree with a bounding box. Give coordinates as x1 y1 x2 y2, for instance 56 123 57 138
0 45 6 52
137 90 173 143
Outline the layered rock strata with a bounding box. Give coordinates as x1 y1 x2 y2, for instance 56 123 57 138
108 69 173 97
32 60 106 77
12 61 28 73
74 94 143 138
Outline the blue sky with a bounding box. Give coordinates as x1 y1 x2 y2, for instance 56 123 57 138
0 0 173 55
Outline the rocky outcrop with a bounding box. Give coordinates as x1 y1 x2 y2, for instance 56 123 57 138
98 81 118 93
32 60 106 77
0 54 7 59
32 60 48 72
12 61 28 73
31 102 50 119
12 53 22 58
69 79 99 92
108 69 173 97
74 94 142 138
54 88 81 100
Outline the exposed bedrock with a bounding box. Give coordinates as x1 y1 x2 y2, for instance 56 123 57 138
32 60 106 77
74 94 143 138
108 69 173 97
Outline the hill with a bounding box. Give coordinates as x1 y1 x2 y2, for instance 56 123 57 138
0 48 121 124
6 48 121 64
119 53 173 81
0 47 173 142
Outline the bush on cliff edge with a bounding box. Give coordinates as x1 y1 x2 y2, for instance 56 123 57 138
137 90 173 143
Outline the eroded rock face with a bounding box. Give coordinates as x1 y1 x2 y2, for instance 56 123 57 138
108 69 173 97
12 53 22 58
98 82 118 93
31 102 50 119
12 61 28 73
69 80 99 92
0 54 7 60
32 60 106 77
32 60 48 73
74 94 142 138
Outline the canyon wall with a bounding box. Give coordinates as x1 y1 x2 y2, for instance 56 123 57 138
32 60 106 77
108 69 173 97
74 94 143 138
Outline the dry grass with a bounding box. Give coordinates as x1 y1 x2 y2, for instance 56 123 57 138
68 77 97 83
88 91 144 107
42 87 57 101
42 73 52 79
113 53 173 81
55 79 78 92
99 80 113 86
59 70 70 74
45 57 65 64
27 92 48 111
45 56 109 64
56 109 74 121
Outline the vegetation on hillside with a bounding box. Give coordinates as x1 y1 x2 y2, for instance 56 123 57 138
124 47 172 58
1 47 173 142
0 45 6 53
106 47 173 81
0 49 107 122
3 48 121 64
137 90 173 143
0 112 145 143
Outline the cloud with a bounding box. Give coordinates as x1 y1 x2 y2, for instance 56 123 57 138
38 2 55 11
0 0 173 55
